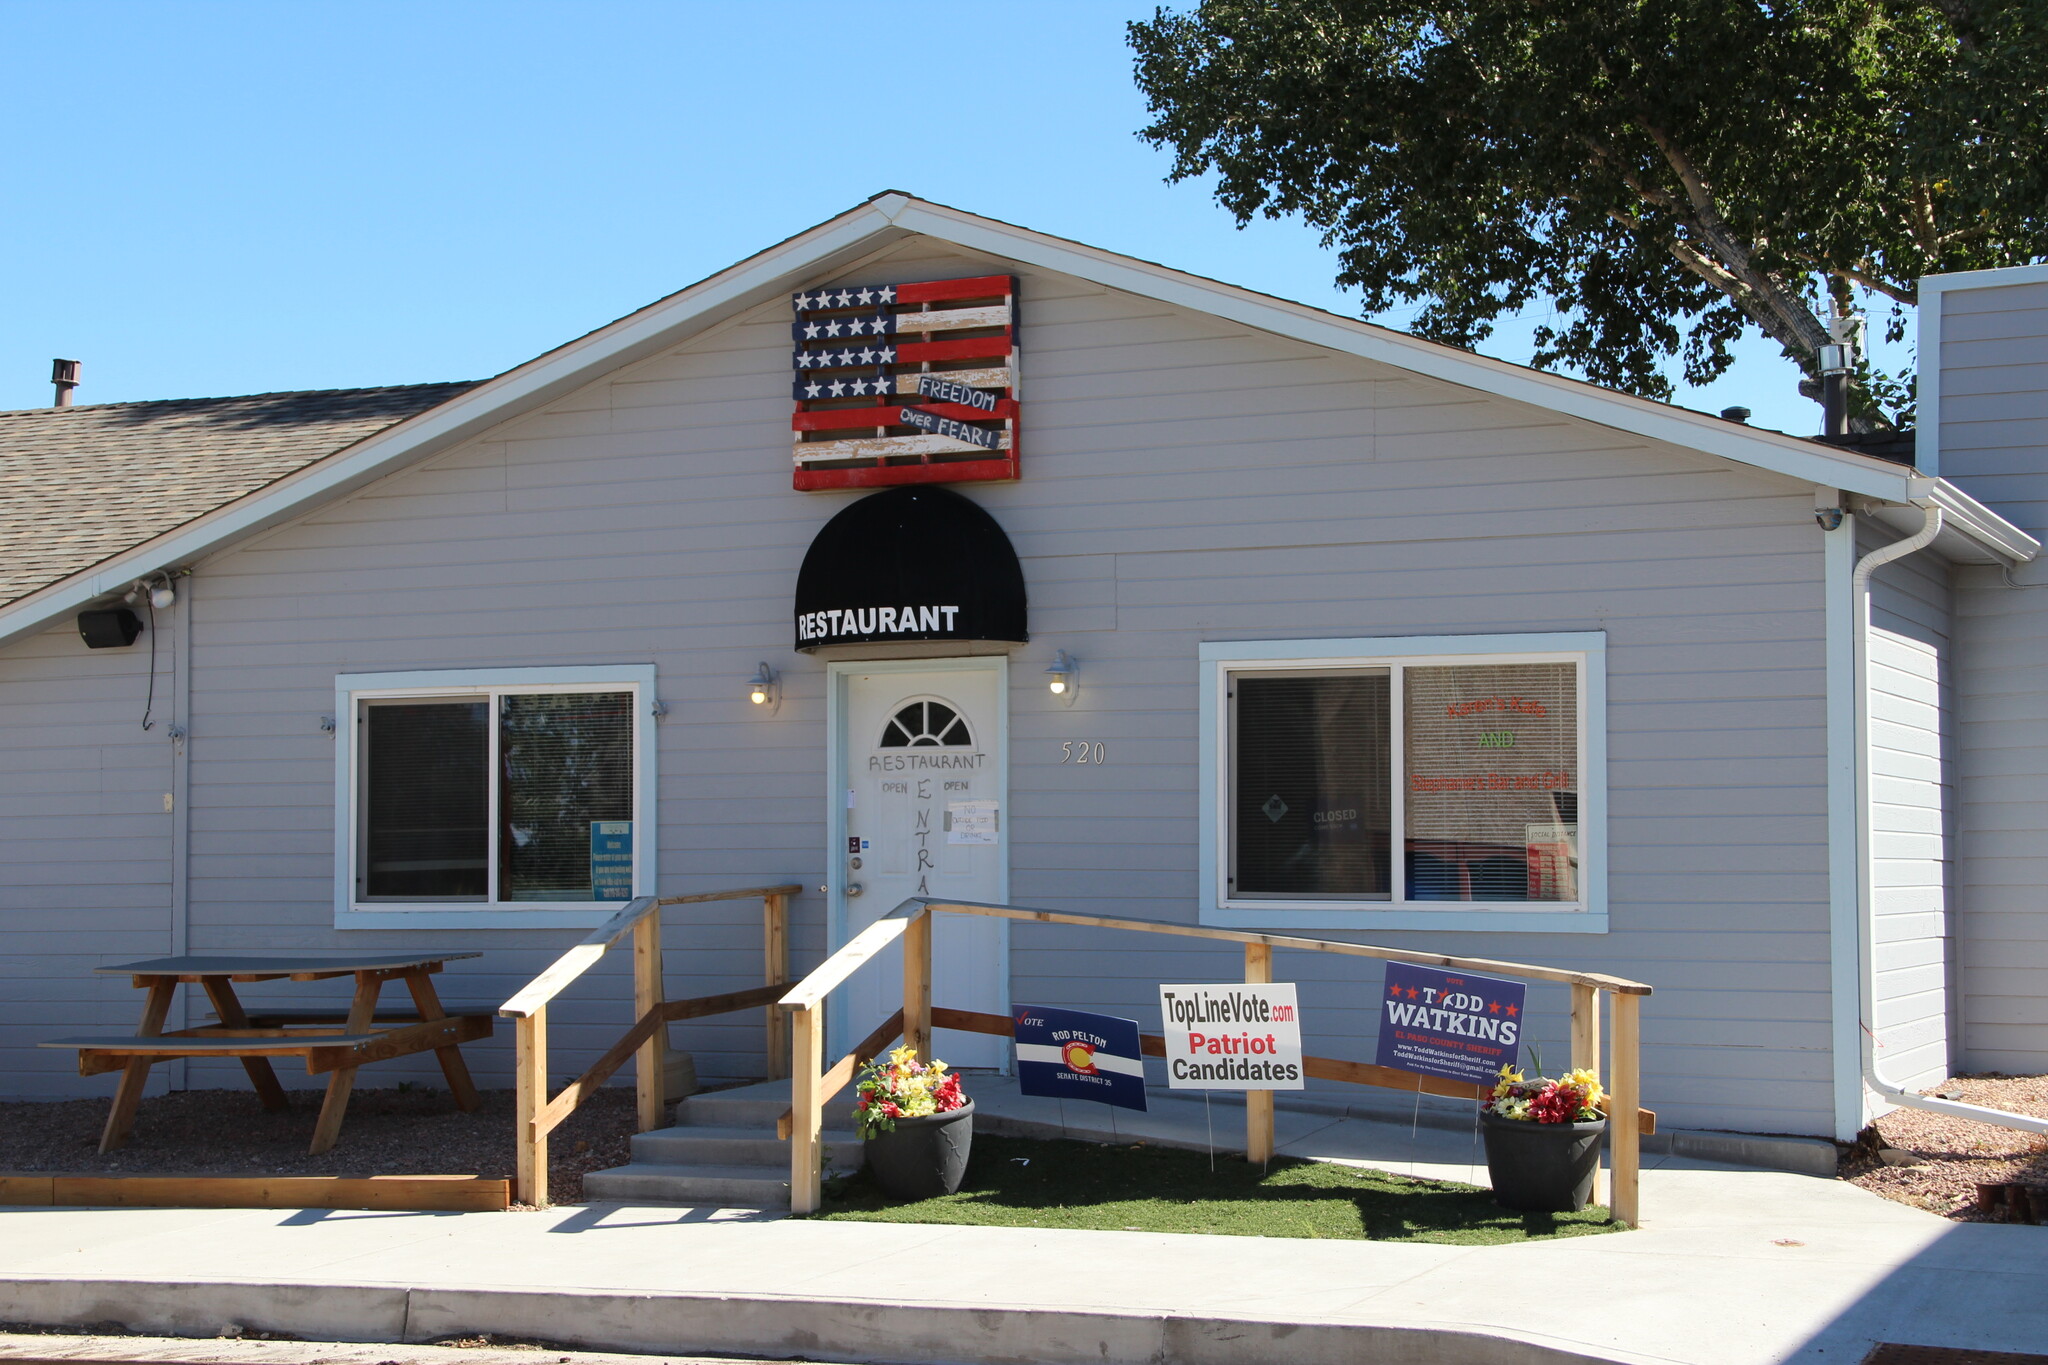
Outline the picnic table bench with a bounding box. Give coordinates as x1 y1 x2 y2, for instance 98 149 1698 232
42 951 492 1155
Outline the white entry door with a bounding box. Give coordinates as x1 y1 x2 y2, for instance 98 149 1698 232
835 661 1008 1069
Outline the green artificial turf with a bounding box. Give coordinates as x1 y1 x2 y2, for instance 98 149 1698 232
813 1134 1622 1244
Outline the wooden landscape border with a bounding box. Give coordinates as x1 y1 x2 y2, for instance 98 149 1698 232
0 1172 509 1212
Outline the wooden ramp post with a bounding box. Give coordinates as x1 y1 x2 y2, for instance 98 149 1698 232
1609 992 1642 1227
633 908 668 1132
902 907 931 1061
515 1008 547 1207
765 890 790 1078
1244 942 1274 1165
1570 982 1605 1206
789 1003 823 1213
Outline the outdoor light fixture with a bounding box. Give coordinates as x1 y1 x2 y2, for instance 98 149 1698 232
747 662 780 713
1045 649 1078 705
123 573 177 610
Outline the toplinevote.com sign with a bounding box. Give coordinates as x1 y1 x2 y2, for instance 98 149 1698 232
1158 983 1304 1089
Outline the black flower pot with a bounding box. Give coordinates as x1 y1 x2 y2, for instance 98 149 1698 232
1480 1111 1607 1212
863 1099 975 1199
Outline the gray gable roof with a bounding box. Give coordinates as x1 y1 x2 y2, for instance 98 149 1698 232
0 382 477 609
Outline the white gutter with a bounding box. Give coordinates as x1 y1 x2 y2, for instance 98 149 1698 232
1853 503 2048 1136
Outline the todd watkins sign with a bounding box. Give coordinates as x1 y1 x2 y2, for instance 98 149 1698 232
1373 962 1526 1085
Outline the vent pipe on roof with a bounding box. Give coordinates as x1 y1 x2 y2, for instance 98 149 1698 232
51 359 80 407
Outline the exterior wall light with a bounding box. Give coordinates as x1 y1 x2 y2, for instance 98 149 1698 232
747 662 780 713
1045 649 1078 705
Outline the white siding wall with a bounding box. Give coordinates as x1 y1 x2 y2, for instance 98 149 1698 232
1939 276 2048 1072
1865 530 1954 1090
2 236 1850 1132
0 616 176 1096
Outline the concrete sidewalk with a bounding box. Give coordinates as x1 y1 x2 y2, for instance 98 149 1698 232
1 1093 2041 1365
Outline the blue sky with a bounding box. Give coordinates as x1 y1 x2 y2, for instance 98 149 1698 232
2 1 1849 434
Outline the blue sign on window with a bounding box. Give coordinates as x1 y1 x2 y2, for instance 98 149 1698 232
590 820 634 901
1374 961 1526 1085
1013 1005 1148 1111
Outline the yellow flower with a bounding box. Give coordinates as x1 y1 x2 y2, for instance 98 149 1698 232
1562 1067 1605 1107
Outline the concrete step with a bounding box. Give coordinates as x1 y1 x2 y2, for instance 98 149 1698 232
579 1161 793 1207
630 1123 863 1170
670 1088 855 1128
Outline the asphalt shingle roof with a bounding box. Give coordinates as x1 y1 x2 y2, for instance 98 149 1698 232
0 381 477 609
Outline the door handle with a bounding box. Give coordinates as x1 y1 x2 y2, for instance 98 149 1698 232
845 882 864 898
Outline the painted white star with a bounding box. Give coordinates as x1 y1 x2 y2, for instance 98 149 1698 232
860 348 875 363
824 320 842 336
857 288 873 305
828 379 846 397
878 347 894 363
847 317 867 335
834 290 852 306
804 380 823 398
803 321 821 339
832 349 849 364
793 292 810 310
878 286 895 302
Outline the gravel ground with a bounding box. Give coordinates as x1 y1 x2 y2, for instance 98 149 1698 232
0 1087 642 1207
1840 1072 2048 1221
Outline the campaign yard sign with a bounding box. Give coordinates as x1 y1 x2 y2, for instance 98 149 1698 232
1159 983 1304 1089
1374 962 1526 1085
1013 1005 1148 1111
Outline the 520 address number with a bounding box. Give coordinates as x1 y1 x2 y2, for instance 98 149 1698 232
1059 741 1106 764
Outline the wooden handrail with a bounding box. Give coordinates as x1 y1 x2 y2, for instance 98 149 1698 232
500 896 658 1020
777 907 921 1010
780 896 1655 1227
912 898 1654 995
497 883 802 1206
501 885 804 1019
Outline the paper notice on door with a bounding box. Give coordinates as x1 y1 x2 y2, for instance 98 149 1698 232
946 800 999 844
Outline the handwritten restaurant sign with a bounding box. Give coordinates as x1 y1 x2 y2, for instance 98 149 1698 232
1373 961 1525 1085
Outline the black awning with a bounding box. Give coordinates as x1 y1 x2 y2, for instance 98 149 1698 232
794 486 1027 651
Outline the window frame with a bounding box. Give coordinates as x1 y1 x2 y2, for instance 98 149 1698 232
333 665 658 930
1199 634 1606 934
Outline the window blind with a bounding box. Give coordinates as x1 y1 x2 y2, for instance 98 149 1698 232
1231 673 1391 898
361 701 490 900
500 691 634 902
1404 663 1577 902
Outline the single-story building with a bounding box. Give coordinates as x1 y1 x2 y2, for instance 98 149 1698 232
4 193 2045 1145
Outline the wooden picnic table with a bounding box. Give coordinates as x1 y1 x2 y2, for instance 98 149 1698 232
41 951 492 1156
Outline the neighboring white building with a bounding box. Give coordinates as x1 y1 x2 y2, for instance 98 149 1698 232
2 195 2042 1142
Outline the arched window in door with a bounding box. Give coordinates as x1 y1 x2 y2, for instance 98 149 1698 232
879 699 973 748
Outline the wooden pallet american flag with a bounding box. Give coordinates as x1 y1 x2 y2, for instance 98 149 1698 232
790 274 1018 491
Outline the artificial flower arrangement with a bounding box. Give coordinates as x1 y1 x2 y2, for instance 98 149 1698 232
1484 1063 1606 1124
852 1045 968 1139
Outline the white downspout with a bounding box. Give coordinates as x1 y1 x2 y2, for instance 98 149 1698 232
1853 502 2048 1136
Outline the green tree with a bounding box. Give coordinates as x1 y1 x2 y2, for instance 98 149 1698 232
1130 1 2048 427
